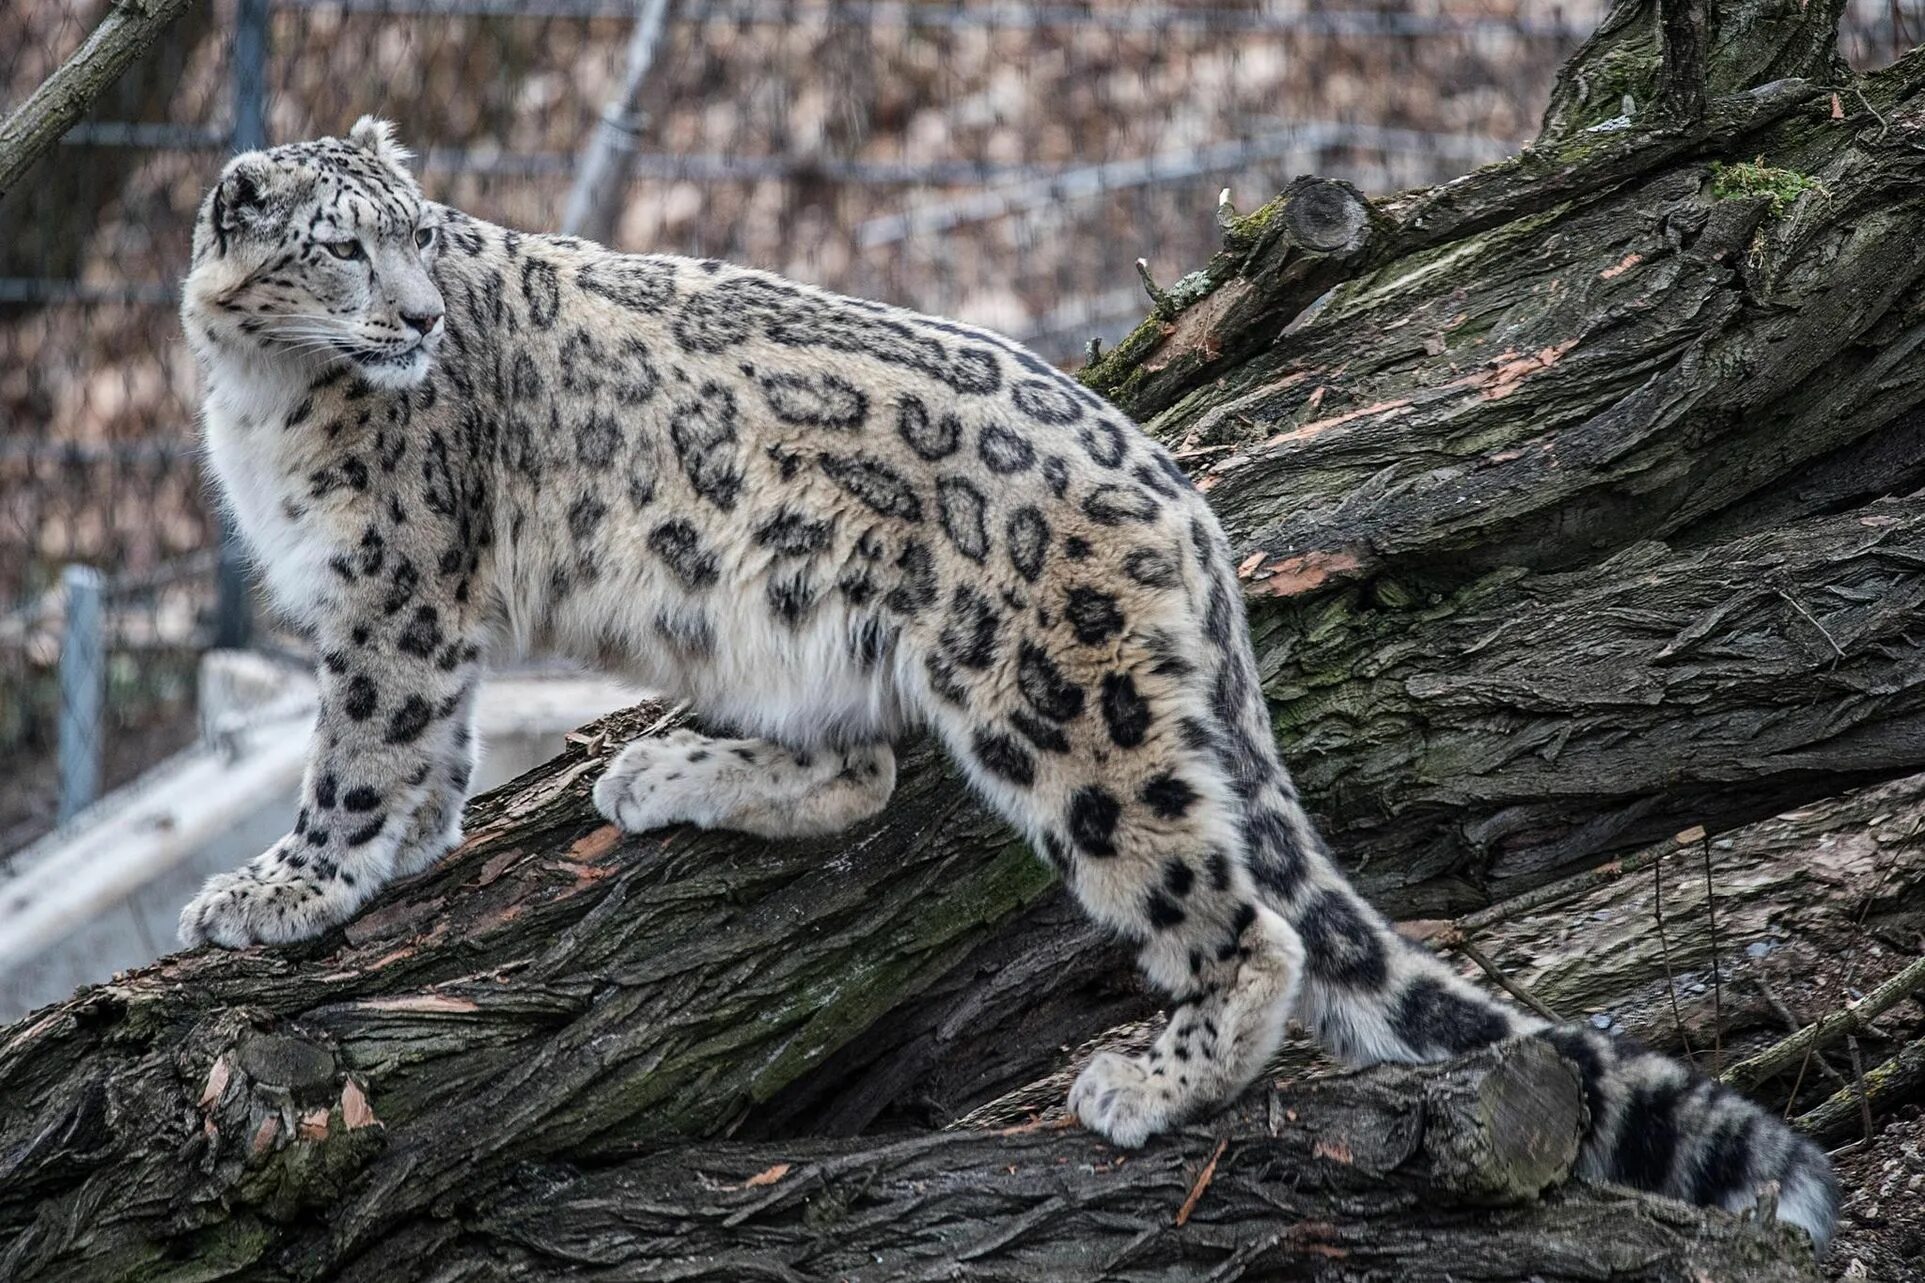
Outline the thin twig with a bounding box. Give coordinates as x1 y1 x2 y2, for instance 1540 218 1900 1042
1773 586 1846 662
1852 86 1891 140
1845 1035 1876 1145
1774 815 1914 1098
1458 940 1563 1023
1723 949 1925 1091
1653 854 1697 1067
1175 1137 1230 1227
1753 977 1849 1092
1794 1033 1925 1145
1698 832 1724 1075
1781 1036 1815 1123
1768 995 1822 1121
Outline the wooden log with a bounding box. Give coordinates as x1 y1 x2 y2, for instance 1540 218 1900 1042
1 696 1881 1278
312 1045 1825 1283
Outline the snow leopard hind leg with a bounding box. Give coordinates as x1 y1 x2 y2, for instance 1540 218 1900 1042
912 572 1306 1146
585 564 1303 1146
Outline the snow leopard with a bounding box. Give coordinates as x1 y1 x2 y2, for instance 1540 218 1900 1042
177 118 1837 1248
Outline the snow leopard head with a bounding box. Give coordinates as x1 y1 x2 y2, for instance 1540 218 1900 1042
183 117 446 391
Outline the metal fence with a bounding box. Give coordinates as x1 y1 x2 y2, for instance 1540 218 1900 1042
2 0 1918 854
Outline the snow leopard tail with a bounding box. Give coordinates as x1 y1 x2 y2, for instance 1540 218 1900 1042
1185 516 1839 1251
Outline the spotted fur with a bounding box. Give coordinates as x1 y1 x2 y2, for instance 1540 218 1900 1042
178 121 1836 1250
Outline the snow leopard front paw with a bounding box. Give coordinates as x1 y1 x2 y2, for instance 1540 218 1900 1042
591 730 722 833
178 843 367 948
392 802 466 877
391 823 463 878
1069 1049 1178 1148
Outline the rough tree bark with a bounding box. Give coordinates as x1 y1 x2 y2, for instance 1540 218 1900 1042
2 700 1898 1280
2 1 1918 1278
343 1044 1821 1283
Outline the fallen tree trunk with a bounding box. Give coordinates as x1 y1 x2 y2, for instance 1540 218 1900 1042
1 981 1829 1283
2 1 1921 1276
769 791 1925 1156
1242 500 1925 910
3 713 1915 1274
1 703 1904 1278
375 1043 1826 1283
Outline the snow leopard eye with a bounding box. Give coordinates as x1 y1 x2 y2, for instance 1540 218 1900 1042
414 226 436 250
325 239 364 262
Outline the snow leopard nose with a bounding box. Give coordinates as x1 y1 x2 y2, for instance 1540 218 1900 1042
402 308 443 336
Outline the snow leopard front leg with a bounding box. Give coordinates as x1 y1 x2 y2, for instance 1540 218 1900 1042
594 731 895 840
391 681 479 878
180 609 484 947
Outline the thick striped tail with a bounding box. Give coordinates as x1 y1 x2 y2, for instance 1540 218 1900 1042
1188 522 1838 1249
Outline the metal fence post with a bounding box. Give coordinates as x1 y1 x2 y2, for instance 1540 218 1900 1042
214 518 251 649
57 566 105 825
233 0 269 153
213 0 272 650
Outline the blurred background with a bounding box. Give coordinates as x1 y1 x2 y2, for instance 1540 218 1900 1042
0 0 1918 1012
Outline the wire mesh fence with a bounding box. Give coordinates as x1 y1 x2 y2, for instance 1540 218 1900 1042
3 0 1919 853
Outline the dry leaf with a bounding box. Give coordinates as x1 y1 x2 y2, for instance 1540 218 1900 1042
1394 918 1454 944
1674 825 1708 845
741 1162 792 1188
298 1109 330 1141
251 1114 281 1155
199 1056 231 1109
563 730 607 755
341 1079 377 1130
1831 93 1845 119
1312 1137 1353 1164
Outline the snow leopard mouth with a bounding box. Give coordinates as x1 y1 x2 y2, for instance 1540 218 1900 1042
336 339 434 367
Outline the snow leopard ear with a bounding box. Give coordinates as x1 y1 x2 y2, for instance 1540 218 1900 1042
210 153 276 253
348 115 414 170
